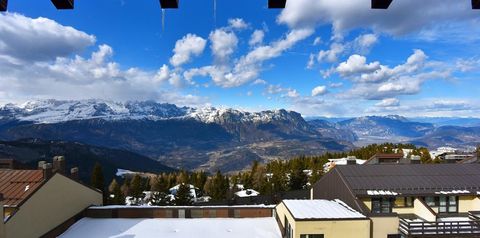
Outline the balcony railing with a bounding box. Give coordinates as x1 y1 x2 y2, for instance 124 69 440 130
399 218 480 236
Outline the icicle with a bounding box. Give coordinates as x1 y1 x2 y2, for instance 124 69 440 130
213 0 217 27
162 9 165 32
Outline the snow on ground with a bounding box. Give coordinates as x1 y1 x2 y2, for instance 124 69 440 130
59 217 282 238
282 199 366 219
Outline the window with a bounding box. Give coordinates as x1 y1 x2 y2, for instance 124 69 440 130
394 197 414 208
300 235 324 238
372 198 393 213
439 196 457 213
285 216 293 238
425 196 438 207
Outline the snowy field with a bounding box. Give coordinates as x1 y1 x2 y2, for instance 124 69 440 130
59 217 282 238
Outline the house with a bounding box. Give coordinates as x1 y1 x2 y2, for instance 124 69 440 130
275 199 370 238
323 156 366 172
312 163 480 238
57 205 281 238
0 158 102 238
364 153 407 165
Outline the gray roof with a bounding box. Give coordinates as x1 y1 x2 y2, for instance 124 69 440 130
335 164 480 196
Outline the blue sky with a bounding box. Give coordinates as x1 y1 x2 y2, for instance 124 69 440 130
1 0 480 117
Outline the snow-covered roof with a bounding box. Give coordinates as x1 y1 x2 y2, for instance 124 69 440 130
367 190 399 196
282 199 366 220
234 189 260 197
89 204 275 209
59 217 282 238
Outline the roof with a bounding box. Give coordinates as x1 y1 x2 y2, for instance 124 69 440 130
0 169 44 207
282 199 366 220
234 189 260 197
372 153 404 159
335 164 480 196
59 217 282 238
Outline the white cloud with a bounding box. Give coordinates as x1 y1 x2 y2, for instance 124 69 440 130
311 86 328 96
252 79 267 85
187 28 314 87
169 34 207 67
375 98 400 107
228 18 248 30
306 53 315 69
249 30 265 46
209 29 238 63
329 82 343 88
317 42 344 63
336 54 380 76
0 14 207 106
277 0 479 38
313 37 322 46
0 13 95 62
353 34 378 53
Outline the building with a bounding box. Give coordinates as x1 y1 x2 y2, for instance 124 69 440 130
323 156 366 172
0 159 102 238
364 153 407 165
275 199 370 238
56 205 280 238
312 163 480 238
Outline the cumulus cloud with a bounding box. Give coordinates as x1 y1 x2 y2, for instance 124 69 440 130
249 30 265 46
228 18 248 30
277 0 479 38
313 37 322 46
336 54 380 76
311 86 328 96
0 15 207 106
169 34 207 67
0 13 95 62
209 29 238 63
353 34 378 53
337 50 452 101
187 28 314 87
317 42 345 63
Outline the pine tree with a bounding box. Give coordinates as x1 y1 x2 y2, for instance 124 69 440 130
175 183 193 206
108 179 124 205
130 175 144 198
91 162 104 190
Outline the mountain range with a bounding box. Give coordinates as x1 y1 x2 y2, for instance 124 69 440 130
0 100 479 172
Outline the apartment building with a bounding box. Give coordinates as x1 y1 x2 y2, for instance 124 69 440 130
0 158 102 238
312 163 480 238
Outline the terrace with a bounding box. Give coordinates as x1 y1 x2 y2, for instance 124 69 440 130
399 212 480 237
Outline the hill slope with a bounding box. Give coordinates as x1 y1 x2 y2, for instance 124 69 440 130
0 139 175 184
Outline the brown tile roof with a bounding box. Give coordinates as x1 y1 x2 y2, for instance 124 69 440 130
0 170 44 207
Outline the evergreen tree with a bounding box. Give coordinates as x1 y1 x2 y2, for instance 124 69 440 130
130 174 144 198
108 179 124 205
175 183 193 206
91 162 104 190
151 192 171 206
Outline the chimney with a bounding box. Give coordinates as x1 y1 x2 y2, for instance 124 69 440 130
52 156 66 174
346 156 357 165
38 161 46 169
70 167 79 180
42 163 53 180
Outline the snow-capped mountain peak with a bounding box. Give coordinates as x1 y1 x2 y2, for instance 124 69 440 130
0 99 300 124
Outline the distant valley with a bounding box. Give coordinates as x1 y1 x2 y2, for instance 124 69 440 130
0 100 479 173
